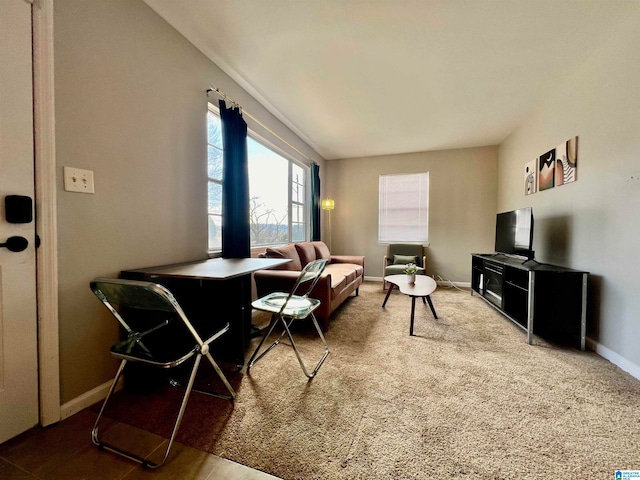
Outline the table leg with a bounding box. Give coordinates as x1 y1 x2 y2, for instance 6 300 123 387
426 295 438 319
382 283 395 307
410 296 416 336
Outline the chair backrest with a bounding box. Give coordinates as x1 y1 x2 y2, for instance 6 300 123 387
266 258 328 313
292 258 329 297
90 277 205 348
386 243 425 267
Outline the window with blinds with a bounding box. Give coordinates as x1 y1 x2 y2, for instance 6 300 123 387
378 172 429 243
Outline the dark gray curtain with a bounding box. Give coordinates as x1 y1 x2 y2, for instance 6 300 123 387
219 100 250 258
310 162 321 241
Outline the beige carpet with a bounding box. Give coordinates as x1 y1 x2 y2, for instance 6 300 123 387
101 281 640 479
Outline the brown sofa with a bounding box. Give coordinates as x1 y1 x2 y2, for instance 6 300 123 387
254 241 365 331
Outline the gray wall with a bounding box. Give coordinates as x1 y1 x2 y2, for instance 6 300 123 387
54 0 323 403
497 9 640 372
325 146 498 282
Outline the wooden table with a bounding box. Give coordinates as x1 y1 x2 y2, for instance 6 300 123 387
123 257 288 279
382 274 438 336
121 257 290 368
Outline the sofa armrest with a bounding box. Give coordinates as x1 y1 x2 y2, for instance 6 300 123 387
330 255 365 267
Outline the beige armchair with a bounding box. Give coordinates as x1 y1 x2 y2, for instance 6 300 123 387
383 243 426 290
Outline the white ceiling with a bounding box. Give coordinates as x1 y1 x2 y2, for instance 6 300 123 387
143 0 638 160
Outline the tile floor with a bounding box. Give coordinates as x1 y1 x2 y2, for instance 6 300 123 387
0 409 280 480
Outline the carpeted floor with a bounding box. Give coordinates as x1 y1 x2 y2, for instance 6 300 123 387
98 281 640 479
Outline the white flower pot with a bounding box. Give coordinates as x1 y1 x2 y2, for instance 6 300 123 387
407 274 416 284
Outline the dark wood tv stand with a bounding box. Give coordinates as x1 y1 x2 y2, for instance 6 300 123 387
471 254 588 350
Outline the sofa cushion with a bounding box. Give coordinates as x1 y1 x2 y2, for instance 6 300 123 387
327 264 363 284
326 273 347 297
393 254 417 265
264 244 302 271
295 242 317 267
312 241 331 260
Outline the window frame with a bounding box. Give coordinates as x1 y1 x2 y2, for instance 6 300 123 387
207 106 223 254
207 104 310 255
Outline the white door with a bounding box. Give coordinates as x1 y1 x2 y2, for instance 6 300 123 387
0 0 40 443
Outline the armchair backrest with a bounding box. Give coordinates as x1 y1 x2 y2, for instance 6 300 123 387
386 243 425 268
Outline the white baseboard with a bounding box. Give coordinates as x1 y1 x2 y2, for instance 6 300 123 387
588 338 640 381
436 280 471 289
365 276 470 289
364 275 383 282
60 377 123 421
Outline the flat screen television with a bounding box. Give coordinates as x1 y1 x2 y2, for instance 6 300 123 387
494 207 534 259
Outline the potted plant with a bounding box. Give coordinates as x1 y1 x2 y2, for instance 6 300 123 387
404 263 417 284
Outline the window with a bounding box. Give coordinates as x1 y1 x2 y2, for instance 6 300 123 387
207 110 223 251
207 107 308 252
378 172 429 243
290 163 306 242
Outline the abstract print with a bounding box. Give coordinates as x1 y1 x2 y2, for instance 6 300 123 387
538 149 555 191
528 136 578 195
555 136 578 186
524 159 537 195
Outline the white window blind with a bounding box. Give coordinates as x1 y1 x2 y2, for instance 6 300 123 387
378 172 429 243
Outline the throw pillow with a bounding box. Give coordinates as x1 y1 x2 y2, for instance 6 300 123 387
393 254 417 265
264 244 302 271
312 241 331 260
295 242 317 267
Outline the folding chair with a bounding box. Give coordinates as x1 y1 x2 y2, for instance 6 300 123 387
89 277 236 468
247 258 329 379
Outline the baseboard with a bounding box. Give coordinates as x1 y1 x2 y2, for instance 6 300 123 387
365 276 470 289
436 280 471 289
588 338 640 381
59 377 123 421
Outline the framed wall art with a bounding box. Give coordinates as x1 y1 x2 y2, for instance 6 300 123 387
524 159 537 195
524 136 578 196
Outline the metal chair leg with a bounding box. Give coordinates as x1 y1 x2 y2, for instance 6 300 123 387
247 314 282 371
248 312 329 378
91 354 224 468
91 359 127 452
280 313 329 379
152 354 202 468
201 352 236 400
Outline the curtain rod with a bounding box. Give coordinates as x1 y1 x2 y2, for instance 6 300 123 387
206 85 314 164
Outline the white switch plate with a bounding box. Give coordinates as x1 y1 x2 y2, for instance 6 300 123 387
64 166 95 194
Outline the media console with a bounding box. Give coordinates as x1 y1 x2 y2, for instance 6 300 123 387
471 254 588 350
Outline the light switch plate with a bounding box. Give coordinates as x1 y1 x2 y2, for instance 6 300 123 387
64 166 94 194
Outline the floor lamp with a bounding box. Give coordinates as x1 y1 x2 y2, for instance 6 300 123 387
321 198 335 250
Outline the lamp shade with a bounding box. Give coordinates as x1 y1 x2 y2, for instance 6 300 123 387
321 198 335 210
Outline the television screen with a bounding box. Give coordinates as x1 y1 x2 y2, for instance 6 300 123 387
495 208 534 258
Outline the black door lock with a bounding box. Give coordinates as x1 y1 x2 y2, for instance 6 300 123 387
0 236 29 252
5 195 33 224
